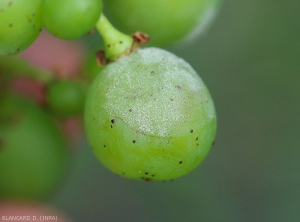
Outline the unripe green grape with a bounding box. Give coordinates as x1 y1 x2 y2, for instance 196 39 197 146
43 0 102 39
84 48 216 181
103 0 222 47
0 0 43 56
46 80 86 117
0 96 69 200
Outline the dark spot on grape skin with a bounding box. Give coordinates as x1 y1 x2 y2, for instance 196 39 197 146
107 44 111 48
119 41 123 44
176 85 181 90
133 140 136 143
212 140 215 146
8 23 13 27
196 136 198 141
103 145 106 148
122 172 125 175
110 125 113 128
32 12 35 17
111 119 115 124
151 174 155 177
179 161 183 164
190 129 193 133
145 172 148 175
0 8 4 12
129 109 132 112
8 1 12 6
197 143 199 146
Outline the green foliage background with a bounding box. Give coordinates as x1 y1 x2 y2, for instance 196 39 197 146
50 0 300 221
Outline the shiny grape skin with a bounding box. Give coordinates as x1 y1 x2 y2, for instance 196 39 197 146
103 0 222 47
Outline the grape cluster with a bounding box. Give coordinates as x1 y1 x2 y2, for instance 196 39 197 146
1 0 220 193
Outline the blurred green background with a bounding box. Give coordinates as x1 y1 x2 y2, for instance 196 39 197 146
49 0 300 221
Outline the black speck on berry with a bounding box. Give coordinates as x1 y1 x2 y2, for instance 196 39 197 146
111 119 115 124
179 161 183 164
133 140 136 143
190 129 193 133
196 136 198 141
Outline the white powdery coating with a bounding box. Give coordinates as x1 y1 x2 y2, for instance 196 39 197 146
101 47 212 137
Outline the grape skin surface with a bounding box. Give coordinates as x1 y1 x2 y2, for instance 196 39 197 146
43 0 102 39
0 97 69 200
103 0 222 47
85 48 216 181
0 0 43 56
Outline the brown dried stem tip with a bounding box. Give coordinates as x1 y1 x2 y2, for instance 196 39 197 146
131 32 150 45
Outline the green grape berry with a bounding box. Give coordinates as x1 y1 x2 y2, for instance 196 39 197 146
84 48 216 181
0 96 69 200
103 0 222 47
46 80 86 117
43 0 102 39
0 0 44 56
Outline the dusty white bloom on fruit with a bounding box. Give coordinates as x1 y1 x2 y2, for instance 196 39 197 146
84 48 216 181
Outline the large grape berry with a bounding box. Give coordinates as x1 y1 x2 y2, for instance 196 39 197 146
0 96 69 200
103 0 222 47
0 0 44 56
84 48 216 181
43 0 102 39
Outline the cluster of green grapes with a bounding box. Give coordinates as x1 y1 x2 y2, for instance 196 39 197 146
0 0 221 204
0 0 103 56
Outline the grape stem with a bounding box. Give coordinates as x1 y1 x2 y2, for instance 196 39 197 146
95 13 149 63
